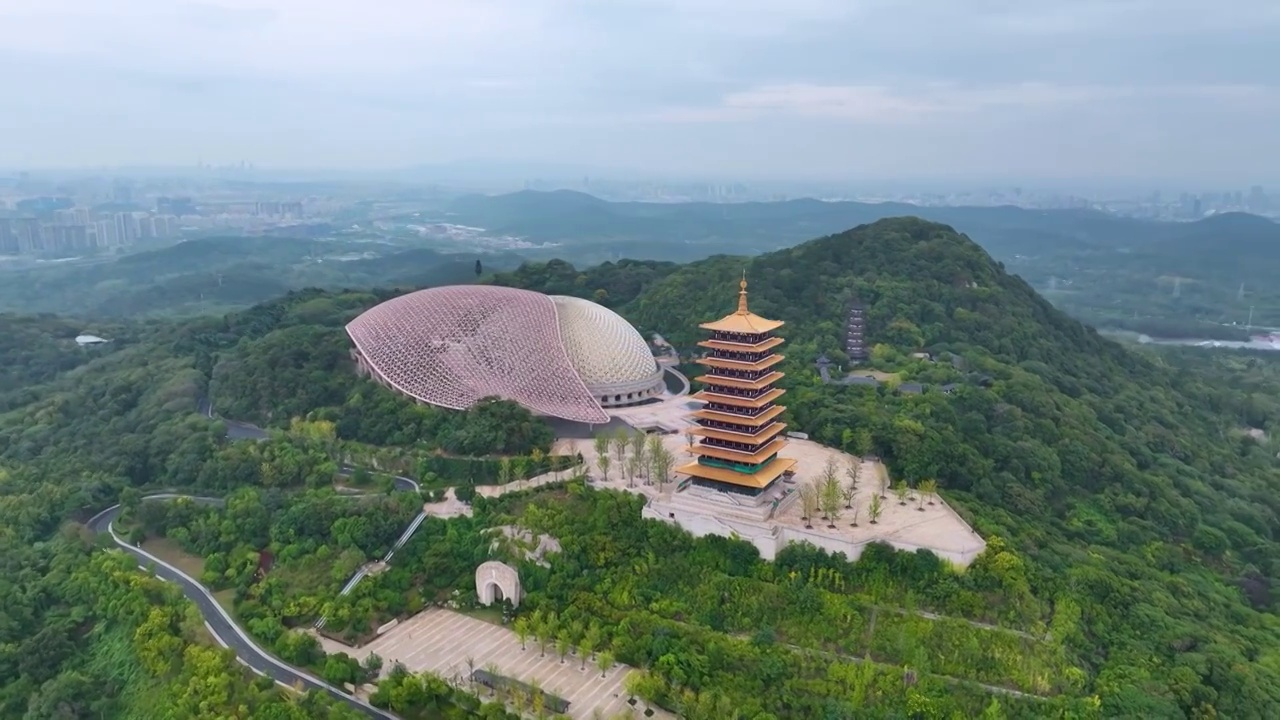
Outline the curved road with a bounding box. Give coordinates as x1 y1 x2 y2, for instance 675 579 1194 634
662 365 691 396
87 495 397 719
338 464 420 494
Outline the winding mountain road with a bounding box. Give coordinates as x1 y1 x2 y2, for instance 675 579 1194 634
338 464 420 494
87 495 396 719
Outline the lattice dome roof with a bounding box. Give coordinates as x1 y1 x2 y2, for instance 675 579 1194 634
346 286 609 423
549 295 661 392
345 286 661 423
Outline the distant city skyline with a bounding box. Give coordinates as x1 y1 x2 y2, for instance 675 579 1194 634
1 162 1275 205
2 1 1278 181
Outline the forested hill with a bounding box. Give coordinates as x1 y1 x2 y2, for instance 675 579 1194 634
0 236 523 318
455 189 1280 333
2 216 1279 716
496 217 1280 717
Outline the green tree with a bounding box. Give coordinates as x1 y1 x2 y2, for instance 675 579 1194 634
819 458 843 526
868 493 884 524
596 650 615 678
919 478 938 506
799 483 819 528
514 616 531 651
630 432 649 483
892 480 910 506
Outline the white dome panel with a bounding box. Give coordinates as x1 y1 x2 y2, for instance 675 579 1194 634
550 295 664 403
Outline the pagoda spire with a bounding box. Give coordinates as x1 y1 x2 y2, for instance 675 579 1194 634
737 270 749 314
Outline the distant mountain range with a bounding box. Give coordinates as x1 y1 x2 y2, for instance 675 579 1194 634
442 189 1171 257
8 189 1278 331
0 237 522 318
446 190 1280 330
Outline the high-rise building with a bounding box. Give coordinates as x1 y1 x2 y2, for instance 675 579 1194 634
677 276 795 497
0 219 15 254
114 212 142 245
45 224 88 251
13 218 42 252
92 220 118 247
1249 185 1268 213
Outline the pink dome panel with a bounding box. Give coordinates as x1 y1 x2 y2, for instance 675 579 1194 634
346 285 609 424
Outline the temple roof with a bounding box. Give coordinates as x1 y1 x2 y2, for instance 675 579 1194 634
698 274 785 334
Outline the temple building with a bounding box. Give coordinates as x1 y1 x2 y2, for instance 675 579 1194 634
677 275 796 496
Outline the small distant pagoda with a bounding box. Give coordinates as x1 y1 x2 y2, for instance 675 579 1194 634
846 301 868 361
677 274 796 496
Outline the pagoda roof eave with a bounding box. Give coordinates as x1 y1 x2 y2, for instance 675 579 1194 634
690 438 787 464
693 422 787 443
699 313 785 335
693 371 785 390
696 354 785 372
691 404 787 426
697 336 785 353
676 457 797 489
690 387 786 408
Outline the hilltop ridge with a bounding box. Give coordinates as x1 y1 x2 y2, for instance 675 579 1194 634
1 215 1279 716
494 215 1280 717
460 189 1280 331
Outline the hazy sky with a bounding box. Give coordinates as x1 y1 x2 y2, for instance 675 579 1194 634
2 0 1278 182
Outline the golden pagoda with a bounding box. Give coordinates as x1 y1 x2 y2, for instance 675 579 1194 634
677 274 796 496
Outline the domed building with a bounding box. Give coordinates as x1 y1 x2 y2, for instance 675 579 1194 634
345 285 665 424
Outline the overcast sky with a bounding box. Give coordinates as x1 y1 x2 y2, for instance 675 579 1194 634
1 0 1278 183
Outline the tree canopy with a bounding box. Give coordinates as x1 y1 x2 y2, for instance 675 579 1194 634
3 216 1280 717
493 217 1280 717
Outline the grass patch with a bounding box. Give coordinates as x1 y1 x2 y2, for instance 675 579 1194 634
458 605 507 626
851 369 900 381
139 537 205 579
213 588 236 614
494 485 572 517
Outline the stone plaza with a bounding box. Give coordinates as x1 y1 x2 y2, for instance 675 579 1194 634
317 608 669 719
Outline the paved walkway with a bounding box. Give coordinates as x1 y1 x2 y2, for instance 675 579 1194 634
318 608 668 720
554 434 984 566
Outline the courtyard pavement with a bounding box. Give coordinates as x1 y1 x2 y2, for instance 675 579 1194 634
554 429 985 564
317 608 669 720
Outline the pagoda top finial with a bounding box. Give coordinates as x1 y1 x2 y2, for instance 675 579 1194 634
737 270 749 313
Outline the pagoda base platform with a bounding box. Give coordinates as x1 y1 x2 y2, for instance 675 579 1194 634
643 452 985 567
688 476 779 498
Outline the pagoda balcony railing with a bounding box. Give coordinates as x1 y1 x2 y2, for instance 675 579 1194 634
705 401 775 416
698 419 783 436
708 349 772 363
705 333 776 347
700 386 771 400
700 438 768 454
711 330 772 345
703 367 772 381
